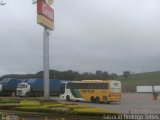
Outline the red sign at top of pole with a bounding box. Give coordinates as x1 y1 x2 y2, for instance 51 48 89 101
37 0 54 22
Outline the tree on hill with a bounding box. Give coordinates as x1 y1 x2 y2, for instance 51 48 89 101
110 73 118 79
0 70 118 81
123 71 131 78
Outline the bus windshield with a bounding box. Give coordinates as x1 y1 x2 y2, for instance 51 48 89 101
17 84 26 88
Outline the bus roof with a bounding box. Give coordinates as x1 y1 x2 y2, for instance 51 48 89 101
81 80 103 82
62 80 120 84
81 80 119 82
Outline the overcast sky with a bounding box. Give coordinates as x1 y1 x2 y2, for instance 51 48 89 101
0 0 160 76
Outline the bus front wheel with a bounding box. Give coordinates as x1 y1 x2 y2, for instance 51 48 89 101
90 96 95 103
66 95 70 101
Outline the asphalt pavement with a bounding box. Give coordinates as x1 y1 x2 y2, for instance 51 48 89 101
54 93 160 114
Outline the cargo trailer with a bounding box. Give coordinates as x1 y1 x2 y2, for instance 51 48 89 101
16 79 65 97
0 78 22 96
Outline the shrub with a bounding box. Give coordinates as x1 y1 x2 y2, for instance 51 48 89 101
0 104 18 110
0 99 19 104
64 103 78 105
14 107 50 112
19 100 41 106
14 106 68 114
44 103 65 108
65 105 87 111
73 108 116 116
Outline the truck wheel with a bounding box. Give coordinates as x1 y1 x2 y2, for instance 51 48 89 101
26 93 29 97
90 96 95 103
66 95 70 101
95 97 100 103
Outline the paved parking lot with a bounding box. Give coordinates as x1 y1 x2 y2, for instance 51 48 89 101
58 93 160 114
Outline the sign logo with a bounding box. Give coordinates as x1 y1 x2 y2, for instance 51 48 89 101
37 0 54 31
37 15 54 30
37 0 54 22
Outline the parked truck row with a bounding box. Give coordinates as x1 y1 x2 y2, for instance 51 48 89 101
0 78 65 97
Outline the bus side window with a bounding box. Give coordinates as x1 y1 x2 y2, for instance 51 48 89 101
88 83 92 89
85 83 89 89
72 83 78 89
101 83 105 89
92 83 96 89
105 83 109 89
80 83 85 89
66 83 70 89
80 83 84 89
95 83 99 89
79 83 82 89
100 83 108 89
99 83 104 89
71 83 74 89
98 83 101 89
60 83 65 94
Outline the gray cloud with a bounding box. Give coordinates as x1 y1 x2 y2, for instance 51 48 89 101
0 0 160 76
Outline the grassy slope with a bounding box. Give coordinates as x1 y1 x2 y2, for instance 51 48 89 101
117 71 160 92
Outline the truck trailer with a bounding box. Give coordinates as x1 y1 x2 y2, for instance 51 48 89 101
16 79 64 97
0 78 22 96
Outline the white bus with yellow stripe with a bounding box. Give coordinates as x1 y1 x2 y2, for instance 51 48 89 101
60 80 121 103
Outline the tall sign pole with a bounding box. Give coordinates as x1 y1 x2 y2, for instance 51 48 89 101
43 27 49 99
37 0 54 99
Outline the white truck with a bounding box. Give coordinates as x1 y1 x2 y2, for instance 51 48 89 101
16 82 31 96
16 79 63 97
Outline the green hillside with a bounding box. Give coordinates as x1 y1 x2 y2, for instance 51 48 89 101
1 70 160 92
118 71 160 92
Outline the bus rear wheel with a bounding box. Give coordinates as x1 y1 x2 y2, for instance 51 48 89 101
66 95 70 101
95 97 100 103
90 96 95 103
